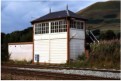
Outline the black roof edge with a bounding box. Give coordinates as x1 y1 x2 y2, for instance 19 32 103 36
31 17 87 24
31 17 67 24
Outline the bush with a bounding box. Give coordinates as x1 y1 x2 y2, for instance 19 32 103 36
99 30 116 40
89 39 120 69
64 53 90 68
116 32 120 39
77 53 86 61
1 44 10 62
105 30 116 40
4 59 33 65
92 29 100 36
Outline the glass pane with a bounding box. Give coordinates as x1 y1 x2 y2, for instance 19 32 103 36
81 22 83 29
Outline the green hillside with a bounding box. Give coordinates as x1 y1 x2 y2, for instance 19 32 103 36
77 1 120 32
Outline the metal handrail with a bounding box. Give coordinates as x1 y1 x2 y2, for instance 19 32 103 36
86 30 99 43
89 30 99 43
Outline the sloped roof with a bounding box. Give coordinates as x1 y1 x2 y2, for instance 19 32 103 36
31 10 87 24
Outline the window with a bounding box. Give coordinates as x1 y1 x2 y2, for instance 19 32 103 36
70 20 84 29
35 20 67 34
77 22 80 29
51 20 67 33
35 22 49 34
59 20 67 32
51 22 54 33
70 21 74 28
81 22 83 29
35 24 39 34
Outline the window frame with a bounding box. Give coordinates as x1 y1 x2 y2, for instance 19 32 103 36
34 19 68 34
35 22 49 34
70 19 84 30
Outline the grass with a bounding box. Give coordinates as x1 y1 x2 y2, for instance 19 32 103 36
2 59 33 65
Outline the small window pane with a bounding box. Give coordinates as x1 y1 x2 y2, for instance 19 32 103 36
81 22 83 29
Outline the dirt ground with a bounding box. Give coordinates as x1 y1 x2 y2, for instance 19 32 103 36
1 73 53 80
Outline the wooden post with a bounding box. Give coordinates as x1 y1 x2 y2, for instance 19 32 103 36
32 24 34 64
66 18 70 63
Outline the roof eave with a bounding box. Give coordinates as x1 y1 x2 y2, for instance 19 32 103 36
31 17 68 24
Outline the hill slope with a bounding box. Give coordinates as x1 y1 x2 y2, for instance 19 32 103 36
1 27 33 44
77 1 120 31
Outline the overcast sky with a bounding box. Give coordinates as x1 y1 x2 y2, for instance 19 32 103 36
1 0 108 34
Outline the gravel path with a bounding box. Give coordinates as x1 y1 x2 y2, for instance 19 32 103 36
6 66 120 79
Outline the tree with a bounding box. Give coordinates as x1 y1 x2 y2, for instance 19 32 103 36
1 44 10 62
1 32 6 44
105 30 116 40
117 32 120 39
92 29 100 36
99 32 105 40
99 30 116 40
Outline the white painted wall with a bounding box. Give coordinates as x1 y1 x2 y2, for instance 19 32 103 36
34 32 67 63
50 39 67 63
34 32 67 40
70 29 85 60
8 43 33 61
34 40 49 63
70 29 85 39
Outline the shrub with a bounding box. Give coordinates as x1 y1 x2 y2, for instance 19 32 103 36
116 32 120 39
77 52 86 61
89 39 120 69
5 59 33 65
106 30 116 39
99 30 116 40
92 29 100 36
1 44 10 62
